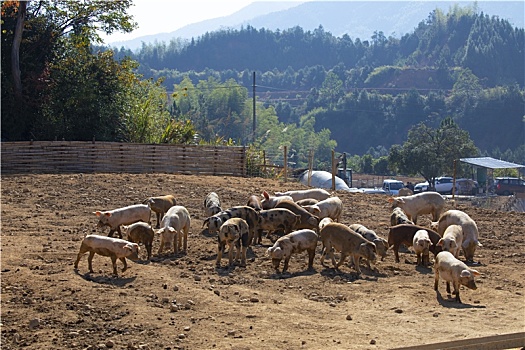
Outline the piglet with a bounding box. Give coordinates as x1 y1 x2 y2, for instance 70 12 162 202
434 251 481 303
122 222 154 260
74 235 139 276
267 229 318 273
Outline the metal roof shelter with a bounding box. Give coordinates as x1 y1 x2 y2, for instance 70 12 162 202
459 157 524 196
460 157 524 169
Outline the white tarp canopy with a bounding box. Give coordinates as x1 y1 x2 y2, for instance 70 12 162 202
298 170 352 191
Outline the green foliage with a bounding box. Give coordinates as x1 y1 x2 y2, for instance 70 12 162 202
364 66 401 85
122 77 172 143
255 105 337 171
159 119 196 144
0 0 155 142
172 77 250 143
388 118 479 184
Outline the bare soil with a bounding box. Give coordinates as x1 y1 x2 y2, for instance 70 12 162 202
1 173 524 350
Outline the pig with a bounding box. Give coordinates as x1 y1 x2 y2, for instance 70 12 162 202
94 204 151 238
437 224 463 258
121 222 154 260
74 235 139 276
320 222 377 274
349 224 388 261
246 195 263 211
303 197 343 222
274 188 331 201
390 207 414 226
434 251 481 303
257 208 301 238
203 206 259 244
436 210 481 262
318 217 334 231
274 200 320 231
295 198 319 206
267 229 318 273
204 192 222 217
398 187 413 196
157 205 191 255
261 191 293 209
387 224 442 263
412 229 432 266
143 195 177 228
388 192 445 224
216 218 250 267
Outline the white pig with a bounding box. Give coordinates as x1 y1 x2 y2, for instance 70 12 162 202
437 224 463 258
157 206 191 255
434 251 481 303
413 229 431 266
94 204 151 238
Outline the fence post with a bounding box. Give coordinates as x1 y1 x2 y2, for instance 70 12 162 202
283 145 288 182
331 149 336 190
263 150 266 175
308 149 314 187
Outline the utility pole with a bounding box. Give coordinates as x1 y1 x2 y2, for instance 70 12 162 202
252 72 256 143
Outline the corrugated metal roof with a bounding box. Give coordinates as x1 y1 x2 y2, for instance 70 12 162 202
460 157 524 169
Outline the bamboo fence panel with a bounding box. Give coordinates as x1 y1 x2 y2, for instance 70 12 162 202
1 141 246 176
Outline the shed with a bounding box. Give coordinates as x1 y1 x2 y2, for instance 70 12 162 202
459 157 524 192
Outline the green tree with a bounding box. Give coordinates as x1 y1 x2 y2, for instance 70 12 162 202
1 0 137 140
319 71 343 108
388 118 479 186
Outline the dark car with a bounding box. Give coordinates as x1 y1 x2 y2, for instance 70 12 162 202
494 177 525 195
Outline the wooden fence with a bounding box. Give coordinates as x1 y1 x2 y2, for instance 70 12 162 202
1 141 247 176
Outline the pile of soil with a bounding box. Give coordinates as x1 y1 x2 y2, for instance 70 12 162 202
1 173 524 350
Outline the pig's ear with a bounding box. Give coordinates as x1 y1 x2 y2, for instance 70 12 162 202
123 244 133 252
168 227 176 233
104 212 112 217
387 197 394 203
262 191 269 200
460 269 477 278
94 211 102 217
437 239 444 247
203 217 210 228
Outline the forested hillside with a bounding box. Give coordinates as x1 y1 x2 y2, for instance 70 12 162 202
114 5 524 156
2 2 523 174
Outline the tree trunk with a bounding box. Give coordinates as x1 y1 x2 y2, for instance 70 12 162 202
12 0 28 101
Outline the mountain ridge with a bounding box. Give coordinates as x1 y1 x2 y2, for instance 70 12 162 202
108 1 524 51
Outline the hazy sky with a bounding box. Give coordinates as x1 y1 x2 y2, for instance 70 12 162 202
100 0 307 44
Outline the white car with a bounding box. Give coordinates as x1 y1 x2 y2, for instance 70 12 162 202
414 177 479 195
413 177 454 194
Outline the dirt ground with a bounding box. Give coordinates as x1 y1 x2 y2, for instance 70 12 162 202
1 173 524 350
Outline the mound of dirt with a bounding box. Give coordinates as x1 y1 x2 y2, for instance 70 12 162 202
1 173 524 349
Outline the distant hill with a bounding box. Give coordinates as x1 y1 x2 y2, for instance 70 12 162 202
108 2 303 50
109 1 524 51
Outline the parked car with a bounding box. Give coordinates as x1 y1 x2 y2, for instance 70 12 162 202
382 179 404 195
413 177 454 194
494 177 525 195
413 177 478 195
455 178 479 195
